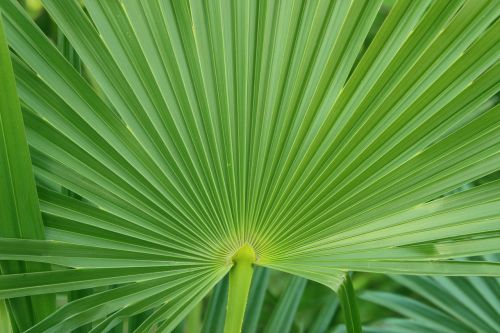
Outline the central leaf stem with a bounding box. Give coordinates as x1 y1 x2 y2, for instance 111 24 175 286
224 243 256 333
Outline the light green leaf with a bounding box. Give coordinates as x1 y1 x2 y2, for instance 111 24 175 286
0 11 54 329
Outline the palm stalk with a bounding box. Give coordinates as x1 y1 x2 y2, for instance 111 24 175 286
224 244 256 333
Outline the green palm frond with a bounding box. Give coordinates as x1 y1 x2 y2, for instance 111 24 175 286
0 0 499 331
0 12 54 330
361 262 500 333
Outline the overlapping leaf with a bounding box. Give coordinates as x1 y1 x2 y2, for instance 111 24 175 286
362 268 500 333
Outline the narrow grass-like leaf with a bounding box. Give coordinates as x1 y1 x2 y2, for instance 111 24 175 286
263 276 307 333
201 275 229 333
0 12 54 329
242 267 271 333
338 275 362 333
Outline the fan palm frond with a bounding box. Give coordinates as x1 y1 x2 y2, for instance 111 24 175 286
0 0 499 331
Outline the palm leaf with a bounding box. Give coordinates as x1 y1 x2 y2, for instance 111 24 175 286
362 265 500 332
262 275 307 333
0 12 54 330
0 0 499 331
